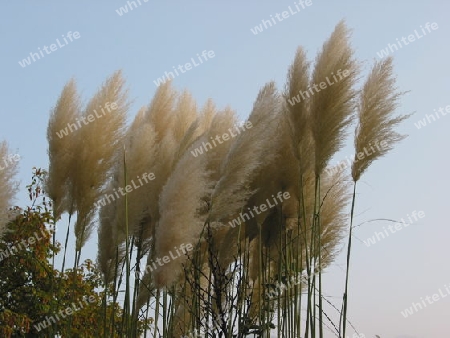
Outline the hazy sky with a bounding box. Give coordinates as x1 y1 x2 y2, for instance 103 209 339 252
1 1 449 337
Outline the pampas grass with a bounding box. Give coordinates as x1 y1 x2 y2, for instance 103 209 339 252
203 107 237 180
352 56 409 182
154 139 211 287
319 167 351 262
72 71 129 254
46 79 80 218
40 20 410 338
120 109 159 238
284 46 314 173
341 56 409 337
310 20 359 175
97 189 121 283
171 90 198 144
146 81 178 141
209 82 280 224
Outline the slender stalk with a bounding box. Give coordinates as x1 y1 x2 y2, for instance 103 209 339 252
277 216 283 338
60 213 72 274
154 289 160 338
132 227 144 337
315 176 323 338
258 223 263 332
123 150 131 337
110 246 121 337
340 182 357 338
103 286 108 337
163 289 168 336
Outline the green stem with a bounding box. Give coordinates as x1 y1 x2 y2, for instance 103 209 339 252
340 182 357 338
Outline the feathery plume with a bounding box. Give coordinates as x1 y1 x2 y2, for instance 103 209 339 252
203 107 237 180
172 90 198 143
319 167 351 261
153 140 211 287
146 132 177 226
97 192 121 282
46 78 81 218
98 108 159 284
72 70 129 251
310 20 358 175
143 88 198 230
121 109 158 238
209 82 280 223
145 81 178 141
352 57 409 181
197 108 240 270
199 98 217 132
284 47 314 172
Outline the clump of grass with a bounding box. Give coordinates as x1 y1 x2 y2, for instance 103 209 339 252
40 20 409 338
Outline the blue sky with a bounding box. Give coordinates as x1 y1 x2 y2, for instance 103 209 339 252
1 1 449 337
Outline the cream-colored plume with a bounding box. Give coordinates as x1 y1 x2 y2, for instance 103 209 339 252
352 57 409 182
310 20 359 175
153 139 211 287
46 78 81 218
71 71 129 251
209 82 280 223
